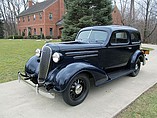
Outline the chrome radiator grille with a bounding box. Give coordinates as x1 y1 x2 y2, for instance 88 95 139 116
38 46 52 84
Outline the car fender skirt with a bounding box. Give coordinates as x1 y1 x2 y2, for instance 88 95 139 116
46 62 108 92
130 50 144 69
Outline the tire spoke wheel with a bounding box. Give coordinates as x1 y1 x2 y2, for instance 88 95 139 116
62 74 90 106
130 58 141 77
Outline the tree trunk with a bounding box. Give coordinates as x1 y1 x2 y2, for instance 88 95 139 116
143 0 151 43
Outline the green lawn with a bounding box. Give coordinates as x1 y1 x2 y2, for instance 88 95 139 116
115 84 157 118
0 39 60 83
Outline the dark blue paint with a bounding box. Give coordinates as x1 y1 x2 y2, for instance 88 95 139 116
130 50 144 69
46 62 108 92
25 56 39 76
23 25 145 93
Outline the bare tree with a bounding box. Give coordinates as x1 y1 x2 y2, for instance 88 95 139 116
119 0 128 25
118 0 157 44
0 0 37 37
129 0 135 25
136 0 157 43
143 0 151 42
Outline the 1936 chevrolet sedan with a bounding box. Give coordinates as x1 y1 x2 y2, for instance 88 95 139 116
19 25 146 106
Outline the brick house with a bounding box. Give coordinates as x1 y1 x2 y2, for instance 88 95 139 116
17 0 64 38
17 0 122 38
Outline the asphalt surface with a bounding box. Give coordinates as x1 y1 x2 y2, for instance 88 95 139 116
0 44 157 118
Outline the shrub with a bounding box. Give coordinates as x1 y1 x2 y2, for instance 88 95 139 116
46 36 52 39
41 34 45 39
28 32 31 36
8 35 23 39
0 36 4 39
22 32 25 36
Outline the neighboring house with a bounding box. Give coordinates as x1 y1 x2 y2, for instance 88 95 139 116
112 4 123 25
17 0 122 38
17 0 64 38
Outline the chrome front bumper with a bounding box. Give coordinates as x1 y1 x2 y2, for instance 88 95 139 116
18 72 55 99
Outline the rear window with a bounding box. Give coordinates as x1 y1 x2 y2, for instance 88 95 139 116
131 32 141 43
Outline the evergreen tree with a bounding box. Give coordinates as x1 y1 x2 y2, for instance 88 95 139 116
0 19 4 39
62 0 112 41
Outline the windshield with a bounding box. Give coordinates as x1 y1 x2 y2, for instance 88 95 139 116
76 30 108 44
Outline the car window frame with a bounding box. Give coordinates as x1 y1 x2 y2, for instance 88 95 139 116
76 29 109 44
130 31 141 44
109 30 130 46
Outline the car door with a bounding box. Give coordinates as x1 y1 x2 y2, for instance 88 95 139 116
100 30 134 70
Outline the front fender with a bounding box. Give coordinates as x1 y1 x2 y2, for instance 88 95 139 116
46 62 108 92
130 50 144 69
25 55 40 77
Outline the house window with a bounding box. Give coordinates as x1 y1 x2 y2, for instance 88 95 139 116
28 16 30 22
49 13 53 20
28 27 31 36
22 30 25 36
33 14 36 20
40 28 42 35
50 28 53 36
19 30 21 35
34 28 36 35
23 17 25 22
39 12 42 19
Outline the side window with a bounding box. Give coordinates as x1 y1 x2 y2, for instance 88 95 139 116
111 31 129 45
90 31 108 41
131 32 141 43
49 13 53 20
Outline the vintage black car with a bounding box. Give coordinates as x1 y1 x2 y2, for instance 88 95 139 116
19 25 146 106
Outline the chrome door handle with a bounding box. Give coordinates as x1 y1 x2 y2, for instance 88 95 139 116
128 47 132 50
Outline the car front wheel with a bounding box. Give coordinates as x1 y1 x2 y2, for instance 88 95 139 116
130 58 141 77
62 74 90 106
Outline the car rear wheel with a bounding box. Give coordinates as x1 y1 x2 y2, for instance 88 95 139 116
130 58 141 77
62 74 90 106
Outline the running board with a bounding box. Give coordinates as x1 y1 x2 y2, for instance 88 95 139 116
108 69 133 80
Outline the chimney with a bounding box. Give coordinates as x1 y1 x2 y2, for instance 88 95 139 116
28 0 33 8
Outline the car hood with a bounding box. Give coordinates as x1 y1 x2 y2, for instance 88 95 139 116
45 41 102 52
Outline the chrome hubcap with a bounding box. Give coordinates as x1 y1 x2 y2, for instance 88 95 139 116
75 84 83 95
135 64 139 70
70 78 85 100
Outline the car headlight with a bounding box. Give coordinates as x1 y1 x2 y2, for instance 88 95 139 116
35 49 41 57
52 52 61 63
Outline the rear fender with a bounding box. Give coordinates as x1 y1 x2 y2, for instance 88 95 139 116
130 50 144 69
46 62 108 92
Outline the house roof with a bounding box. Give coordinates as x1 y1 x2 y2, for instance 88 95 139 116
56 19 63 26
18 0 56 17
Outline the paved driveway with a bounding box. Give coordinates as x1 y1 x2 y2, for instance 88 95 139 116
0 44 157 118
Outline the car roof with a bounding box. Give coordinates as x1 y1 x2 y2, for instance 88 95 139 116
80 25 138 32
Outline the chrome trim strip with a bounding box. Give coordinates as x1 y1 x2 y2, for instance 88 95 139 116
61 47 102 51
74 54 98 59
66 50 98 56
